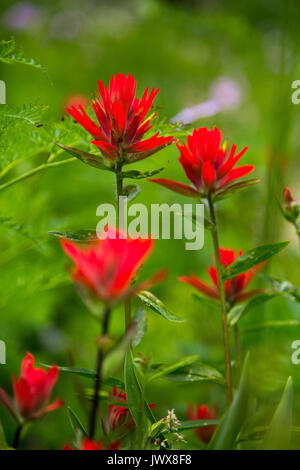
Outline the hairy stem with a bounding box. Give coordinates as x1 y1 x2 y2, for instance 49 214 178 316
207 193 232 405
89 306 111 439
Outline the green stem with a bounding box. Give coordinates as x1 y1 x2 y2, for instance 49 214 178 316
207 193 232 405
0 158 77 192
13 424 23 449
115 162 132 331
234 323 242 384
89 306 111 440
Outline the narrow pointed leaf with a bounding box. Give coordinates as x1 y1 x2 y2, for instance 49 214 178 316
208 353 251 450
0 417 9 450
67 406 88 437
121 167 165 180
132 307 147 348
223 242 289 280
260 377 293 450
214 178 261 201
228 293 281 326
178 419 220 431
48 229 98 242
148 355 199 383
138 290 183 322
55 143 112 170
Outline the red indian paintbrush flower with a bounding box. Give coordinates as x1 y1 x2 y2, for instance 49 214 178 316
63 438 120 450
179 248 264 305
150 126 254 197
66 73 175 165
108 387 154 431
60 228 166 305
187 403 217 444
0 353 63 422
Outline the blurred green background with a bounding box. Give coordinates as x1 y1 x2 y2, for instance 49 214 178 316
1 0 300 449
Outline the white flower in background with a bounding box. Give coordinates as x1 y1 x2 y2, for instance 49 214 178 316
171 77 242 124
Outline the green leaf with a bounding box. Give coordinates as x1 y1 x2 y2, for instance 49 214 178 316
41 364 96 379
0 417 9 450
138 290 184 322
223 242 289 280
132 307 147 348
121 167 165 180
123 184 141 202
148 355 199 383
192 294 221 314
227 293 281 326
259 274 300 302
0 38 45 71
55 143 112 170
178 419 220 431
48 229 98 242
42 363 125 388
214 178 261 201
260 377 293 450
209 353 252 450
124 350 144 427
67 406 88 437
151 361 224 384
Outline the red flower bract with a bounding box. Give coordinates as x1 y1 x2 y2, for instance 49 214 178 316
150 126 254 197
60 228 166 305
66 73 175 164
179 247 264 304
187 403 217 444
63 438 120 450
0 352 63 422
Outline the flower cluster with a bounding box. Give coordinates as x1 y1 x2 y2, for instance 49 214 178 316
150 126 253 198
60 228 166 305
180 247 264 305
66 73 175 166
0 353 63 423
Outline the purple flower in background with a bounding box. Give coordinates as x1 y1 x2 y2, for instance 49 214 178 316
2 2 44 31
171 78 242 124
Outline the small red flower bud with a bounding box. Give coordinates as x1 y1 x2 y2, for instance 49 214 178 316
283 186 294 210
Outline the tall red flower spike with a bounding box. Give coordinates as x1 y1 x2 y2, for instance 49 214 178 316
66 73 175 165
187 403 217 444
150 126 254 197
108 387 154 431
179 247 264 304
63 438 120 450
60 227 166 305
0 353 63 422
